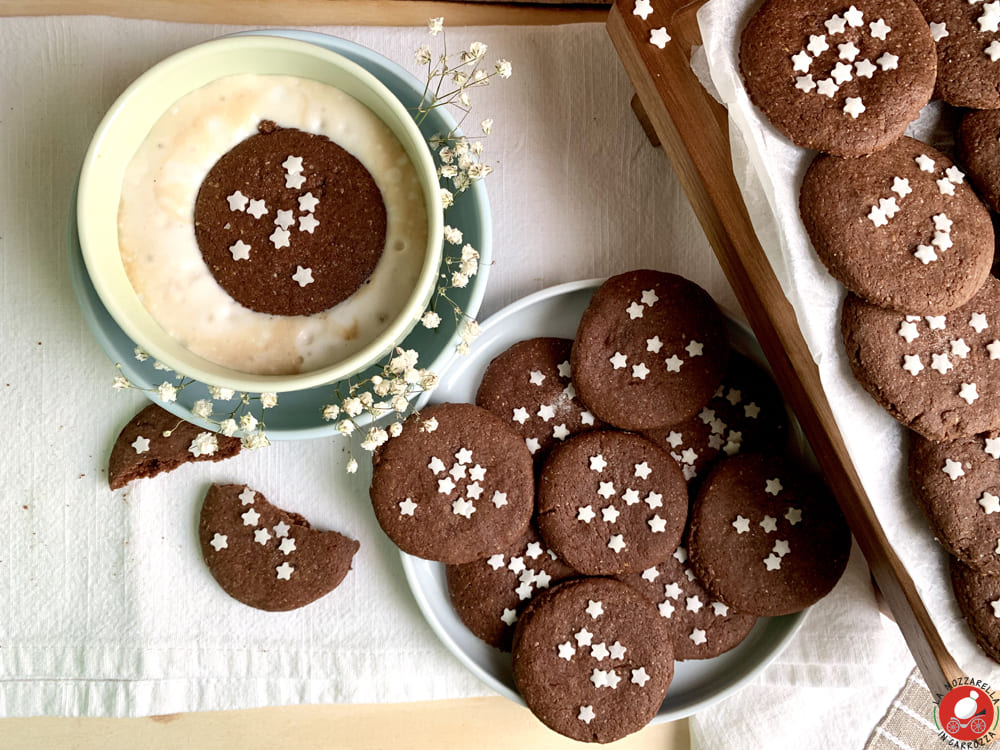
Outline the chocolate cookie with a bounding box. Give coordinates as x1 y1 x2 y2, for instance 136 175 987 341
475 338 601 462
957 109 1000 214
910 430 1000 572
620 546 758 661
108 403 241 490
445 523 577 651
740 0 936 157
571 270 729 431
801 137 994 315
511 577 674 743
642 352 788 488
536 431 687 576
842 278 1000 441
199 483 359 611
369 403 535 564
915 0 1000 109
687 454 851 617
951 557 1000 664
194 120 387 316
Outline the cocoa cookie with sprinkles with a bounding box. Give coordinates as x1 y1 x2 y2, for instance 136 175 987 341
446 523 577 651
910 430 1000 572
801 137 994 315
687 454 851 617
914 0 1000 109
642 352 788 489
571 270 728 431
194 119 387 316
369 403 535 564
740 0 936 157
842 277 1000 441
536 430 688 576
199 483 359 611
511 577 674 743
475 338 602 463
957 109 1000 214
108 402 242 490
619 546 758 661
950 557 1000 664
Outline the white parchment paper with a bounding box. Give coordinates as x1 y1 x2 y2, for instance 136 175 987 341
697 0 998 684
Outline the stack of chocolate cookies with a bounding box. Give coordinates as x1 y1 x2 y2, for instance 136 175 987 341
741 0 1000 664
368 270 851 742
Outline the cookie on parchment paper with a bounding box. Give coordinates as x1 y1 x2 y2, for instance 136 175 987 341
199 483 359 612
910 430 1000 572
369 403 535 564
740 0 936 157
951 557 1000 664
536 430 688 577
801 137 993 315
619 546 758 661
914 0 1000 110
445 523 577 651
641 352 788 489
475 337 601 463
957 109 1000 214
571 270 728 432
108 402 242 490
842 277 1000 441
511 577 674 743
687 454 851 617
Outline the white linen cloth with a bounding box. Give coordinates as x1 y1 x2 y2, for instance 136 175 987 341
0 15 912 736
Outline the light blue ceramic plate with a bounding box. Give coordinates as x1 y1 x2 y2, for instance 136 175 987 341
67 29 490 440
401 279 807 723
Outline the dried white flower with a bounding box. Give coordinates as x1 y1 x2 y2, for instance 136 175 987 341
208 386 235 401
188 431 218 457
343 397 363 418
458 91 471 108
439 164 458 179
112 375 130 390
358 391 374 408
469 41 488 59
157 381 178 403
440 188 454 209
460 320 481 343
192 399 213 419
481 118 493 135
428 16 444 35
389 348 419 374
391 395 409 413
153 360 172 371
460 258 478 277
420 371 439 390
373 379 391 397
243 429 270 450
495 59 512 79
443 225 463 245
133 346 149 362
422 417 439 433
439 146 454 164
414 44 432 65
452 70 469 86
451 271 469 288
389 421 404 438
322 403 340 421
457 341 470 356
360 427 389 452
337 419 356 436
240 413 259 432
421 310 442 329
403 367 422 385
260 392 278 409
346 457 359 474
219 418 238 437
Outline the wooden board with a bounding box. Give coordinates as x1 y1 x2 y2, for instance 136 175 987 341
0 0 608 26
605 0 963 698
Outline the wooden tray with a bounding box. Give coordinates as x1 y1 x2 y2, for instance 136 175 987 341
605 0 963 697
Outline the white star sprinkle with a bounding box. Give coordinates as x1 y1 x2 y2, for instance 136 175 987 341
285 171 305 190
986 437 1000 459
626 301 645 319
469 464 486 482
623 488 641 505
952 339 971 359
292 266 314 287
825 14 847 34
648 515 667 533
992 600 1000 619
529 370 545 386
501 608 518 626
960 382 980 405
578 705 596 724
732 515 750 534
844 4 863 26
131 436 150 454
276 562 294 580
269 227 290 249
602 505 620 524
273 520 290 537
807 34 829 56
633 0 652 19
979 1 1000 32
785 508 802 525
229 240 251 261
665 355 684 372
635 462 652 479
712 602 730 616
644 492 662 509
791 51 813 72
428 456 446 474
456 448 473 465
902 354 924 376
631 667 651 687
438 477 456 494
686 340 704 357
929 21 948 42
898 320 919 343
525 437 540 455
760 515 778 533
690 628 708 645
971 313 989 333
282 155 303 173
987 40 1000 62
989 341 1000 360
537 404 556 421
980 492 1000 515
818 79 839 99
641 289 659 306
586 600 605 619
946 166 966 184
575 628 593 646
632 362 650 380
763 554 782 571
641 567 659 582
868 205 888 227
298 214 320 233
932 232 952 252
246 199 267 219
590 454 607 472
773 539 791 557
659 600 675 618
227 191 249 211
209 533 228 551
242 508 260 526
838 42 860 61
914 245 937 265
765 478 783 496
298 192 319 212
892 177 912 198
854 59 877 78
452 497 476 518
832 62 854 85
795 74 816 93
649 26 671 48
869 18 891 39
578 505 596 523
558 641 577 660
610 352 628 370
557 360 572 379
274 209 294 229
876 52 898 70
254 528 271 545
608 534 626 553
942 458 965 481
937 178 956 197
581 411 595 426
931 352 953 374
511 407 529 425
399 498 417 516
926 315 946 331
598 481 616 499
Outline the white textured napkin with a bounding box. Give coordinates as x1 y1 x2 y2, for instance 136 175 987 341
0 17 749 717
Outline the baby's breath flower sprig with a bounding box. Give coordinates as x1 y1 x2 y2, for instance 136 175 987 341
111 349 278 450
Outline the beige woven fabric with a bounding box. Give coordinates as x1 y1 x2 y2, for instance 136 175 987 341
866 668 998 749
